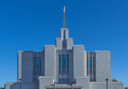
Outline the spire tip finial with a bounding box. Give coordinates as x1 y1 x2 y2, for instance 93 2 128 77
63 6 66 28
63 6 66 13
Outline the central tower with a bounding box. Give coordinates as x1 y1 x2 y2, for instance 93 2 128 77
55 6 74 84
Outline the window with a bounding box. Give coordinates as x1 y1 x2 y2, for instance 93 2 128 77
59 55 69 84
90 57 93 81
87 52 96 81
34 57 41 76
63 30 66 40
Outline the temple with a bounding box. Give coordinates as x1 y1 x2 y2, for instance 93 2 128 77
5 6 124 89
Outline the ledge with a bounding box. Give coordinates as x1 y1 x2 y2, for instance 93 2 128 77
46 84 82 88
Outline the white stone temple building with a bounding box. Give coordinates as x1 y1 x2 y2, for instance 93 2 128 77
5 6 124 89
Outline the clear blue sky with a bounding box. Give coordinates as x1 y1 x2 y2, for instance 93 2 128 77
0 0 128 87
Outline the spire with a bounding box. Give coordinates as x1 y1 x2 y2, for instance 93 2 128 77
63 6 66 28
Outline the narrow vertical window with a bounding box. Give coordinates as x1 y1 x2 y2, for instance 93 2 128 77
59 55 62 83
67 55 69 83
93 52 96 81
59 55 69 84
87 52 89 76
87 52 96 82
34 57 41 76
63 30 66 40
62 55 66 83
90 56 92 81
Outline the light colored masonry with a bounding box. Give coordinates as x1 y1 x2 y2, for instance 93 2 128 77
5 7 124 89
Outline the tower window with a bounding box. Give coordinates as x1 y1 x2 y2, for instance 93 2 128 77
59 55 69 84
34 57 41 77
63 30 66 40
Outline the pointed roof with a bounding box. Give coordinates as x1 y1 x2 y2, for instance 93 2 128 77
63 6 66 28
